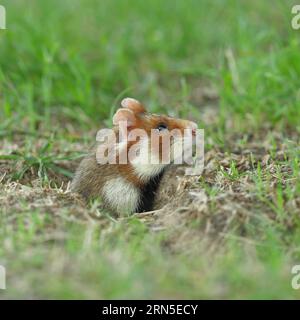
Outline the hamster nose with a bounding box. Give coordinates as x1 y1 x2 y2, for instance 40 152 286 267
189 121 198 129
188 121 198 135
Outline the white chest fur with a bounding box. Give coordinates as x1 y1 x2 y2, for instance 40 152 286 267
102 177 140 215
130 137 166 182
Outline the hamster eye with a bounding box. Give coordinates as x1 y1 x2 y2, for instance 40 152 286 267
156 123 168 131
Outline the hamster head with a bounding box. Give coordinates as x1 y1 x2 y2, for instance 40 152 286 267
109 97 198 181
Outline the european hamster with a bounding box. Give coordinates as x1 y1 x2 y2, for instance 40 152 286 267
71 97 197 215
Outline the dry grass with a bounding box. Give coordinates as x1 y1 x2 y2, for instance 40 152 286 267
1 104 300 298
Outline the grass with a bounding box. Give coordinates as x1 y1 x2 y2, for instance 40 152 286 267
0 0 300 299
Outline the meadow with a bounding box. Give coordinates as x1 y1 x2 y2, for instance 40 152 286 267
0 0 300 298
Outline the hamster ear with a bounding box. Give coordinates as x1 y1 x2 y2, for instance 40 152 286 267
113 108 136 127
121 97 146 114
